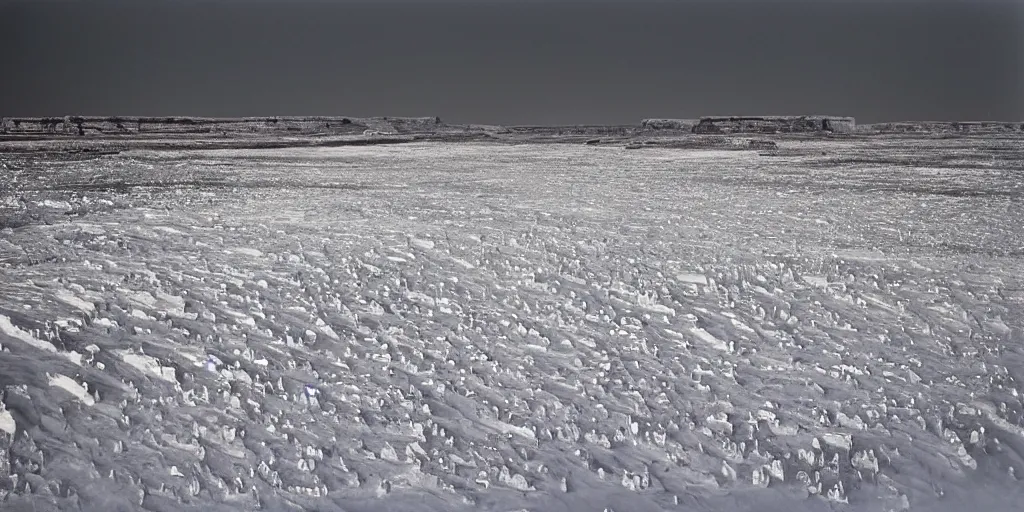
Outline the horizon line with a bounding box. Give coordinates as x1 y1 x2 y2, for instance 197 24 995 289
4 114 1024 126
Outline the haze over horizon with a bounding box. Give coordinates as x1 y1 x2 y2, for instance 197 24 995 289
1 0 1021 126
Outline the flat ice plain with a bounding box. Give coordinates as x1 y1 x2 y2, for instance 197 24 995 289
2 135 1024 511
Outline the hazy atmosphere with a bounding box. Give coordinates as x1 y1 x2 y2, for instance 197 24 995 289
1 0 1022 125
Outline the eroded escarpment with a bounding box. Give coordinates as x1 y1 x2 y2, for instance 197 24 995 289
0 116 443 138
862 121 1024 135
692 116 857 134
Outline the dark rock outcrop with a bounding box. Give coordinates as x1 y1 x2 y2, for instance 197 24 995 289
862 121 1024 135
640 119 699 132
692 116 855 134
0 116 443 138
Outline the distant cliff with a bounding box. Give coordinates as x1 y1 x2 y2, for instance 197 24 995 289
638 116 855 134
0 116 442 137
692 116 856 134
861 121 1024 135
640 119 700 132
3 115 1021 150
640 117 1024 136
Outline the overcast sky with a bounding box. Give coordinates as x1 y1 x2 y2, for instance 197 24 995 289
1 0 1021 125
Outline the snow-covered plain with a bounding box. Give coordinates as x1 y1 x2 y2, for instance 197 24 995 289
1 137 1024 511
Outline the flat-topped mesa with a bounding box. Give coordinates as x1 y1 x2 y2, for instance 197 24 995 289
0 115 443 137
374 116 443 133
863 121 1024 135
640 119 700 132
692 116 856 134
1 116 357 136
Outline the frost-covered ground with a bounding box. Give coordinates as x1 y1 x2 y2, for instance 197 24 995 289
1 137 1024 511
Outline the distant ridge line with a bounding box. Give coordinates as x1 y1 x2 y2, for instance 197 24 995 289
1 114 1022 138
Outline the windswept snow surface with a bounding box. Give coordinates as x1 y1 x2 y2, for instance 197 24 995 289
2 138 1024 511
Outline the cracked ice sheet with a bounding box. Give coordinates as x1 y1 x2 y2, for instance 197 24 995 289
1 138 1024 511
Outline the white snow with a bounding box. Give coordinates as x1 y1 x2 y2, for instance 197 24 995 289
63 351 84 366
452 258 475 269
410 237 435 250
47 373 95 406
0 314 62 355
803 275 830 288
0 409 15 436
821 433 852 451
39 199 72 210
118 351 177 382
125 290 158 308
54 289 96 313
405 291 437 307
676 272 709 285
153 226 184 235
3 138 1024 512
691 327 730 351
231 247 264 257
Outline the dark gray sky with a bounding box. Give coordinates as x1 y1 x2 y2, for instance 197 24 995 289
1 0 1021 125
